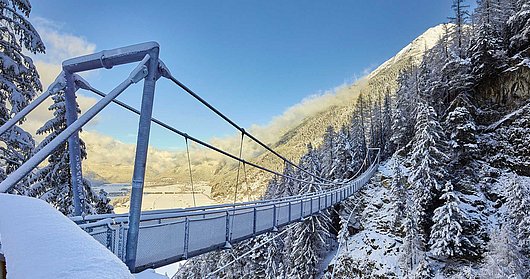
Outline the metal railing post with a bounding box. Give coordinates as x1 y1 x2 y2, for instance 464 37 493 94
288 201 292 222
224 210 232 248
64 71 84 216
253 207 257 235
125 46 160 271
184 217 190 259
300 200 304 219
272 204 278 231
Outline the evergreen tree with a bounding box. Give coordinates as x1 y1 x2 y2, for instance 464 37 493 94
506 1 530 55
409 103 448 234
0 0 44 191
27 75 112 215
449 0 470 56
470 0 507 81
429 182 475 259
401 199 424 277
348 113 367 172
391 68 418 153
276 162 298 198
480 227 526 279
287 143 332 278
446 106 478 164
320 126 335 179
331 126 357 180
505 177 530 255
381 90 393 157
413 257 433 279
390 157 407 236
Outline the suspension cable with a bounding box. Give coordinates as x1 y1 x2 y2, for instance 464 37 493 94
185 138 196 207
233 132 244 205
243 162 249 201
163 73 336 184
229 132 245 242
81 85 340 188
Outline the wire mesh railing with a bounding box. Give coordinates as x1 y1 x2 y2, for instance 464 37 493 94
79 149 379 272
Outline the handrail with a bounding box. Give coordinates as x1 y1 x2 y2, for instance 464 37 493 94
73 148 379 225
77 149 379 227
79 148 379 272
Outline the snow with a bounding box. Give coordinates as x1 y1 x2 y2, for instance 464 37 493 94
154 261 187 278
134 269 169 279
368 24 449 79
0 193 133 279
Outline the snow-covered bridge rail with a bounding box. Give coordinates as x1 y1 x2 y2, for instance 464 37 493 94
0 42 380 273
73 150 379 272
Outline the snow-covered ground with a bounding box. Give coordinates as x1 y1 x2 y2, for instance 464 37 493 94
0 193 134 278
112 184 217 214
325 164 402 278
0 193 171 279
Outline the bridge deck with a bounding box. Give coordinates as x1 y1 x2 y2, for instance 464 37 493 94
75 160 378 272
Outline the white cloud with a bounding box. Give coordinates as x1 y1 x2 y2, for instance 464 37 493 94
32 17 96 65
21 17 99 141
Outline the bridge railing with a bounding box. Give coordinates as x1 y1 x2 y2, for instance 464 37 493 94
78 149 379 272
73 148 380 226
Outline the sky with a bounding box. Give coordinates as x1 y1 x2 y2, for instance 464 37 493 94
28 1 456 150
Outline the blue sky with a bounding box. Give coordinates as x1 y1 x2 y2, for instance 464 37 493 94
30 1 455 150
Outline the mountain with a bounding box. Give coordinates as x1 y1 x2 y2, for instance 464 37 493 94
177 1 530 276
81 24 448 198
208 24 448 199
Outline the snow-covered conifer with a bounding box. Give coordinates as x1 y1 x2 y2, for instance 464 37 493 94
446 106 478 164
391 68 418 153
449 0 470 56
505 177 530 254
506 1 530 55
409 103 448 233
414 257 433 279
480 227 526 279
401 199 424 277
27 76 112 215
390 158 407 235
0 0 45 191
429 182 475 259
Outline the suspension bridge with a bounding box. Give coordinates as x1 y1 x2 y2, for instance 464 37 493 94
0 42 380 274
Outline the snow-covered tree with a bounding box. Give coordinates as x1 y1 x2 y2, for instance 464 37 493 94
409 103 448 233
470 0 507 81
390 158 407 235
286 143 333 278
429 182 475 259
446 106 478 164
479 227 526 279
391 67 418 153
27 76 112 215
505 177 530 255
506 1 530 56
287 216 330 278
331 127 352 180
320 126 335 179
413 257 433 279
0 0 45 191
449 0 470 56
381 90 393 157
276 162 298 198
401 199 424 277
